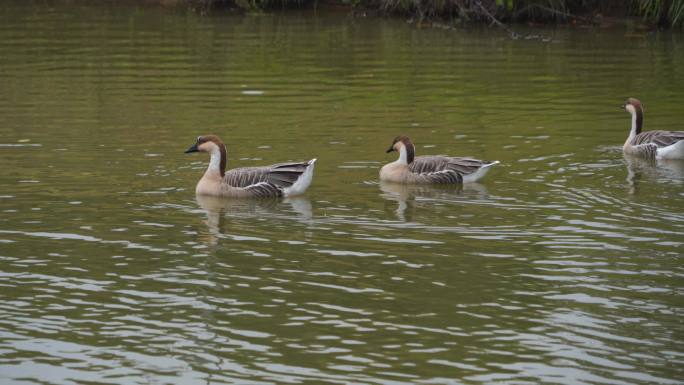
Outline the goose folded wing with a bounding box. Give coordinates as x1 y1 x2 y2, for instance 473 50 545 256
224 162 310 189
410 156 490 176
445 157 490 175
634 131 684 147
224 167 271 188
243 182 284 198
265 162 311 187
419 169 464 184
409 156 451 174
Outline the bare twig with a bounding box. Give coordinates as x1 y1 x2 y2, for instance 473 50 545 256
515 3 593 23
474 0 519 39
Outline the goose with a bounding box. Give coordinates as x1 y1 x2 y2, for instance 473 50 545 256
622 98 684 159
379 135 499 184
185 135 316 198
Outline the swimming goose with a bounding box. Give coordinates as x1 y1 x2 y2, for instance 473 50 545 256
622 98 684 159
379 135 499 184
185 135 316 198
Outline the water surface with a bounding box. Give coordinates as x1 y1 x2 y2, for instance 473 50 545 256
1 2 683 384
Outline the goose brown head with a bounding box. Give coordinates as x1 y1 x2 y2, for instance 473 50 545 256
386 135 415 164
185 135 227 176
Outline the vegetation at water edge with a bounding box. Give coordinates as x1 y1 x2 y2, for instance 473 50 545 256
185 0 684 27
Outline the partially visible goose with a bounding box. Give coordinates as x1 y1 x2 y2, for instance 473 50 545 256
185 135 316 198
379 135 499 184
622 98 684 159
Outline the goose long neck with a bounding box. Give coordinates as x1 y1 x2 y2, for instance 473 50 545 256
206 144 227 177
630 106 643 138
397 142 415 165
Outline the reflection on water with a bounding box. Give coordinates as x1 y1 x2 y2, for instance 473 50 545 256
379 181 492 221
196 194 313 246
0 1 683 384
625 155 684 195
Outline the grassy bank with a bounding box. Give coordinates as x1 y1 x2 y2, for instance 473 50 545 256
183 0 684 27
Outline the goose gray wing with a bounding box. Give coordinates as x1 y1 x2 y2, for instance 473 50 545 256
414 169 463 184
223 161 314 197
242 182 284 198
409 156 451 174
408 156 496 184
223 167 282 197
264 161 313 187
224 166 272 188
632 130 684 148
410 156 494 175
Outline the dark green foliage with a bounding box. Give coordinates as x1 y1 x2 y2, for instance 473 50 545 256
507 0 684 26
638 0 684 26
193 0 684 26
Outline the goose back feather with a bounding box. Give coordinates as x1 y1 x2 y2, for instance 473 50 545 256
225 162 312 188
630 130 684 148
410 156 492 175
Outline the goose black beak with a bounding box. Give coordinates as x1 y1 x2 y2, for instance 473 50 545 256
386 146 395 153
185 143 198 153
620 104 626 110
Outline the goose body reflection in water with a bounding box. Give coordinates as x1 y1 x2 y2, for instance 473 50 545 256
624 155 684 195
379 180 490 221
195 194 313 246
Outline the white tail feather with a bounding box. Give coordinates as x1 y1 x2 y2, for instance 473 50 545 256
656 140 684 160
462 161 499 183
283 159 317 197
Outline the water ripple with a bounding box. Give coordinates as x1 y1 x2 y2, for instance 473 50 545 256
0 3 682 385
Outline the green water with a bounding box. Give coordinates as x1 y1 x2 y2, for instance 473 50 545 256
1 2 683 384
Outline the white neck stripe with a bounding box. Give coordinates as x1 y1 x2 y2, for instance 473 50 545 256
396 144 408 165
207 145 222 173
